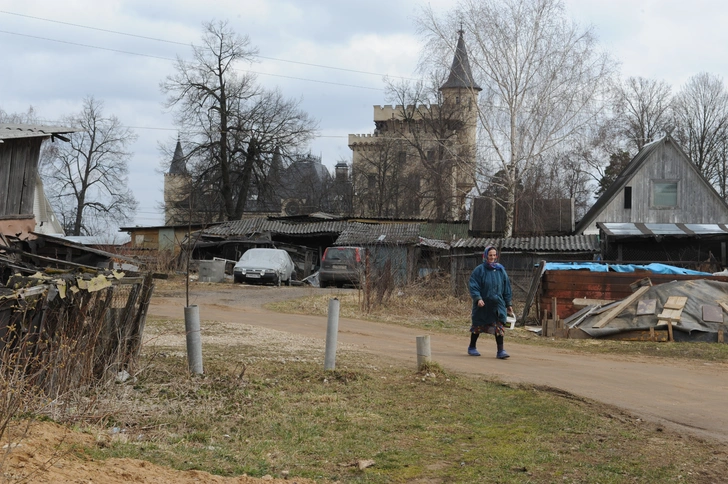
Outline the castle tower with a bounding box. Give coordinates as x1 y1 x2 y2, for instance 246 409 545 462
348 30 481 221
163 139 189 225
439 30 481 220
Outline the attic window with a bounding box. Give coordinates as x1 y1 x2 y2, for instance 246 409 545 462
623 186 632 209
652 181 678 208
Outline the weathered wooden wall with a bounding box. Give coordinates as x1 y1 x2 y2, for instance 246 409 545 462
0 272 155 396
597 141 728 225
0 138 42 216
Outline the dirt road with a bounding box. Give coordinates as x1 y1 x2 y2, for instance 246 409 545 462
150 284 728 444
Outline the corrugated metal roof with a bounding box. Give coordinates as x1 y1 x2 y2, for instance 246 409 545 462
203 217 349 237
0 123 80 140
452 235 600 252
418 236 450 250
418 222 469 241
335 222 422 245
599 222 728 237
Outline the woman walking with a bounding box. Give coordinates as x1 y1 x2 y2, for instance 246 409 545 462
468 246 514 359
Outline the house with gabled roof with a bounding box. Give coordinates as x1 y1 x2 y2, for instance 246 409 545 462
575 135 728 267
576 135 728 234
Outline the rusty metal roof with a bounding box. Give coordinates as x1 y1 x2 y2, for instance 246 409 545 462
452 235 600 252
202 217 349 237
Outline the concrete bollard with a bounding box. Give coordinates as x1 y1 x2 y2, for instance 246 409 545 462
416 335 431 369
184 304 203 374
324 298 340 370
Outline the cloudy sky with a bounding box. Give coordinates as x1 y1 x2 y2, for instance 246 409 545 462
1 0 725 227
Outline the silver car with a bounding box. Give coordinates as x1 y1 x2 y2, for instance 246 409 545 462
233 248 295 286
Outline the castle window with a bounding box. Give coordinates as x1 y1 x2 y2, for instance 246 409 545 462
367 174 376 190
397 151 406 167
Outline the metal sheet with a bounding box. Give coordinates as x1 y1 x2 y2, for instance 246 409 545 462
684 224 728 235
702 305 724 323
644 223 680 235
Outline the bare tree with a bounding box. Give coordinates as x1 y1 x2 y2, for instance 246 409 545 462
0 106 40 124
351 133 414 217
384 77 476 220
418 0 615 236
616 76 673 152
161 20 317 221
671 72 728 192
41 97 137 236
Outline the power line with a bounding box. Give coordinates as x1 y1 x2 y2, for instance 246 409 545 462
39 120 351 139
0 9 418 81
0 29 385 91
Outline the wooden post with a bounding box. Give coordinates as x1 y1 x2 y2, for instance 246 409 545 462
416 335 431 369
542 309 548 337
719 330 724 344
649 327 656 342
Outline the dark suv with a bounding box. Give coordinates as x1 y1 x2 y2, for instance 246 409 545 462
319 246 366 288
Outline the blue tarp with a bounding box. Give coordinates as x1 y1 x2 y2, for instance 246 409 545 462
543 262 711 276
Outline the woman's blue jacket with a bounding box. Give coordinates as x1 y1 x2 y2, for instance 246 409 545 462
468 263 512 326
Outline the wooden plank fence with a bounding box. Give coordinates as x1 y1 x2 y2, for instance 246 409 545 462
0 271 155 397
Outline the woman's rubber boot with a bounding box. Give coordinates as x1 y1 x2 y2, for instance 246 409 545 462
468 347 481 356
496 349 510 359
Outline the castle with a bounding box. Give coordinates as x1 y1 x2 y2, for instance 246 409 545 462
164 31 478 224
348 30 481 221
163 141 353 224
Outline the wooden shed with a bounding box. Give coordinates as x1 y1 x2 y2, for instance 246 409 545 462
0 124 78 237
450 235 601 298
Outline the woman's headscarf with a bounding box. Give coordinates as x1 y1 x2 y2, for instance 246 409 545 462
483 246 503 270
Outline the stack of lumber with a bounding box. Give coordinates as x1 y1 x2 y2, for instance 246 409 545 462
542 277 728 342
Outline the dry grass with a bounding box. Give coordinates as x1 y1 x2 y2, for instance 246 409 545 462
72 328 728 483
5 275 728 483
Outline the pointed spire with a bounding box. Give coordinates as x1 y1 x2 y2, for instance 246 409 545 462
440 30 481 92
168 138 187 175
